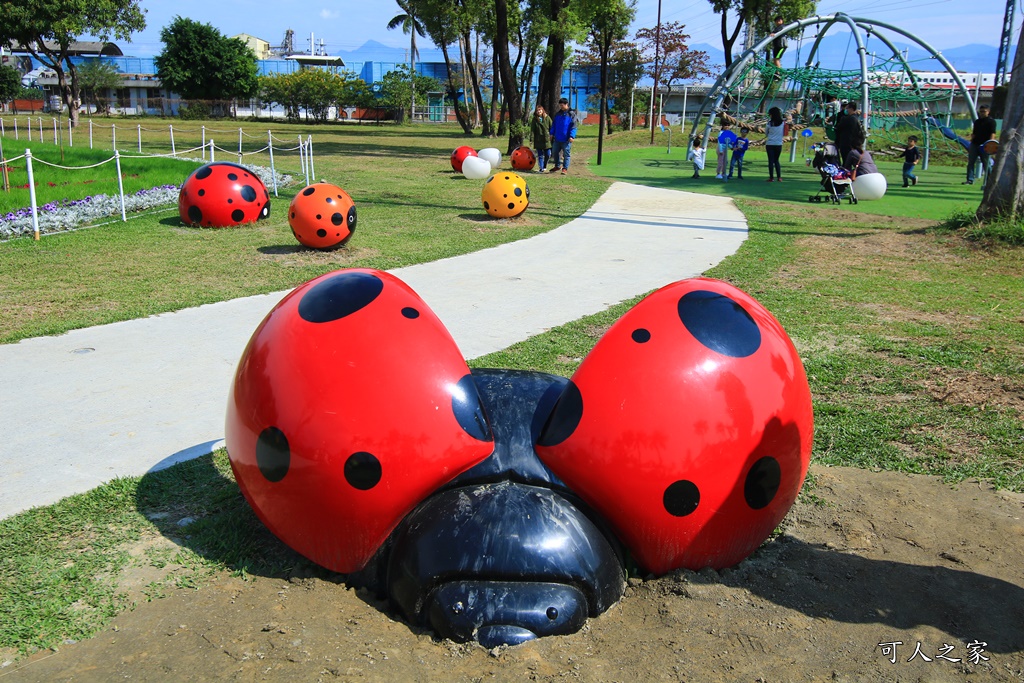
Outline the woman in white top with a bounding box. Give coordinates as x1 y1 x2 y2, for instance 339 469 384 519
764 107 785 181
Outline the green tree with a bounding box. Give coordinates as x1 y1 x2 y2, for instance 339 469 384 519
0 64 22 104
77 59 122 115
978 20 1024 221
155 16 259 115
581 0 635 164
535 0 590 117
709 0 816 67
0 0 145 128
378 65 442 118
387 0 427 120
260 70 373 123
415 0 474 134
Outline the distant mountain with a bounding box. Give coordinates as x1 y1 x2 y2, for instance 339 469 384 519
339 40 447 65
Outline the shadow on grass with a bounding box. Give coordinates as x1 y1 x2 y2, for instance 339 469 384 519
133 452 1024 654
135 453 337 583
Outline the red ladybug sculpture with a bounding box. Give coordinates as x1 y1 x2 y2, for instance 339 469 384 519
450 145 477 173
288 182 357 250
226 271 813 647
510 146 537 171
536 277 814 573
178 162 271 228
226 269 494 574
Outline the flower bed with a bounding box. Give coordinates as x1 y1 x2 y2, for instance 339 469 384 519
0 163 291 239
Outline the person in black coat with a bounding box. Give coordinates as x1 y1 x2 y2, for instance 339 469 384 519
834 100 862 164
964 105 997 185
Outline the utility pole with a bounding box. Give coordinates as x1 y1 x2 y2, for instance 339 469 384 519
995 0 1016 85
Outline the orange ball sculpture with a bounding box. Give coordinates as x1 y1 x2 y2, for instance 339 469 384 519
288 182 357 250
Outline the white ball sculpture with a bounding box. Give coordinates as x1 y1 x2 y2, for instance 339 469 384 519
853 172 887 201
478 147 502 169
462 155 492 180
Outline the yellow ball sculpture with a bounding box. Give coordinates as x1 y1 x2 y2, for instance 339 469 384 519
482 172 530 218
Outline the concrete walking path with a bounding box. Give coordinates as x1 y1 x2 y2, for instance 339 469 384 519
0 182 747 518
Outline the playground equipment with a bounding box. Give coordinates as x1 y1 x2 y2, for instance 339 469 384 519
462 155 492 180
450 145 477 173
510 146 537 171
689 13 982 169
482 171 530 218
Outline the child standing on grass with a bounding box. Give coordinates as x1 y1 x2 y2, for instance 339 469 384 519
729 127 750 179
901 135 920 187
716 122 737 180
687 138 706 179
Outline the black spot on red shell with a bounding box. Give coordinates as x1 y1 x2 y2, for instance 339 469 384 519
677 290 761 358
452 374 492 442
298 271 384 323
345 452 382 490
537 380 583 446
744 457 781 509
664 480 700 517
256 427 290 482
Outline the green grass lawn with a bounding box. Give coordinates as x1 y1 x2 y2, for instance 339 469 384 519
0 119 1021 658
592 138 983 221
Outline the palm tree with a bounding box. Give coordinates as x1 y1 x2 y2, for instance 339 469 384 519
387 0 427 121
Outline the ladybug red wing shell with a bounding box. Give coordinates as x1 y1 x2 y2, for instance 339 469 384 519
226 269 494 573
535 278 813 574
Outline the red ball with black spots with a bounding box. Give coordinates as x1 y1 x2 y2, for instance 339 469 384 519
534 278 814 574
510 146 537 171
288 182 357 250
225 269 495 573
178 162 271 228
451 145 477 173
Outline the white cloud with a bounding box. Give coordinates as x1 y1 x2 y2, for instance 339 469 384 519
319 9 340 20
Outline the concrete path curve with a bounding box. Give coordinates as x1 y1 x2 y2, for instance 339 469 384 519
0 182 747 518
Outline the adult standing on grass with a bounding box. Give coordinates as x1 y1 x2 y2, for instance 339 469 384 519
764 107 785 182
835 100 863 165
530 105 553 172
964 104 996 185
550 98 577 175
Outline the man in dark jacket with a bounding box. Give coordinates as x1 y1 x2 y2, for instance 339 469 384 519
549 98 578 175
964 105 997 185
834 100 863 164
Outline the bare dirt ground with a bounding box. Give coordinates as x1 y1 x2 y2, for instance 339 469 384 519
4 465 1023 683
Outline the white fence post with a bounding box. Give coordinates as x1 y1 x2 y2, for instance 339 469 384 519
267 130 278 197
202 125 206 160
68 119 73 147
137 124 142 153
169 125 176 156
27 117 31 142
210 138 215 162
238 127 243 163
89 119 93 148
25 149 40 240
112 123 116 150
52 118 57 144
303 135 311 183
37 117 42 140
114 150 127 222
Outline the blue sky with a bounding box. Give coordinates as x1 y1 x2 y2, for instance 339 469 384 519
117 0 1017 59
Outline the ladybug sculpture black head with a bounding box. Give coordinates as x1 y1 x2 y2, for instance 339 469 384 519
226 269 813 647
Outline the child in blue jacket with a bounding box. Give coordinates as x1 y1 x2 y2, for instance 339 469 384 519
549 98 578 174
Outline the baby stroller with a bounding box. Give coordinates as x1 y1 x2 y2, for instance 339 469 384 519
808 142 857 204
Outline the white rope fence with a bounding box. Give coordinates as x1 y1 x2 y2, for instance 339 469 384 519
0 130 313 240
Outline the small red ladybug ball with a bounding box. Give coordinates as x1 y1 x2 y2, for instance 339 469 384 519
288 183 357 250
510 146 537 171
451 146 477 173
178 162 271 228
